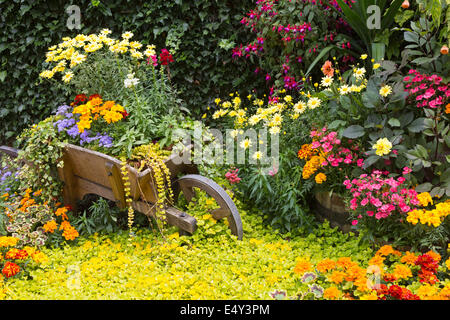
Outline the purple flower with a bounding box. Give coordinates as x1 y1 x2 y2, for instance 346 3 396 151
55 118 76 132
55 104 72 116
98 135 113 148
67 125 81 138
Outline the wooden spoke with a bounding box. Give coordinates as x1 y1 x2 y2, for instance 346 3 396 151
173 174 243 240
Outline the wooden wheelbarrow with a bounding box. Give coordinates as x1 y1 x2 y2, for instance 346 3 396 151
0 144 243 240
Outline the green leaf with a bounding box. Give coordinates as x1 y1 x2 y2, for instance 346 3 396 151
388 118 400 127
408 118 426 133
342 125 365 139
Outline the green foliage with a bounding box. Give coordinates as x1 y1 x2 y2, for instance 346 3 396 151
70 197 125 236
16 116 66 201
0 0 255 144
331 0 404 59
3 192 373 299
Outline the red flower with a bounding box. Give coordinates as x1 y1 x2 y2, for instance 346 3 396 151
121 110 129 118
159 49 174 66
415 254 439 284
2 261 20 278
88 94 102 101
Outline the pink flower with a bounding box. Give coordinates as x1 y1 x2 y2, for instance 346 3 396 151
352 220 358 226
366 211 374 217
424 88 435 99
356 159 364 168
402 167 412 175
360 198 369 206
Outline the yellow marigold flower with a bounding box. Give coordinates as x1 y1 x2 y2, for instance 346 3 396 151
379 85 392 97
372 138 392 156
293 257 312 275
446 258 450 270
323 286 341 300
315 172 327 184
373 63 381 69
360 292 378 300
360 54 368 60
417 284 439 300
31 251 48 264
393 264 412 280
417 192 433 207
0 237 19 248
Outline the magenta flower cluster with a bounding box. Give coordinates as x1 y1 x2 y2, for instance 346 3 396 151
310 128 362 168
344 170 420 224
404 70 449 109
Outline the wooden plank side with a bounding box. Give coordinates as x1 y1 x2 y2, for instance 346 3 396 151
105 162 126 209
132 201 197 234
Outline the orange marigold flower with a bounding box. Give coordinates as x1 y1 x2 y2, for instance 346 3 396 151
59 220 72 231
297 144 314 160
316 258 336 273
62 226 79 241
336 257 357 269
323 286 341 300
400 251 417 265
446 258 450 270
293 257 312 275
368 254 385 268
43 220 58 233
445 103 450 114
2 261 20 278
425 250 441 262
328 270 346 284
55 207 68 217
376 245 395 257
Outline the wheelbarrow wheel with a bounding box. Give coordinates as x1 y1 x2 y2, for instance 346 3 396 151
173 174 243 240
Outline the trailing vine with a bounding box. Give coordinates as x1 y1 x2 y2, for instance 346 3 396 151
131 144 173 231
120 157 135 241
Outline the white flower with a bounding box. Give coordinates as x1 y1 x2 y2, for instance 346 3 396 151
321 76 333 87
240 138 252 149
124 73 140 88
339 85 351 95
122 31 134 40
269 126 280 135
353 67 366 79
62 71 74 83
307 97 321 109
293 101 307 114
252 151 263 160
